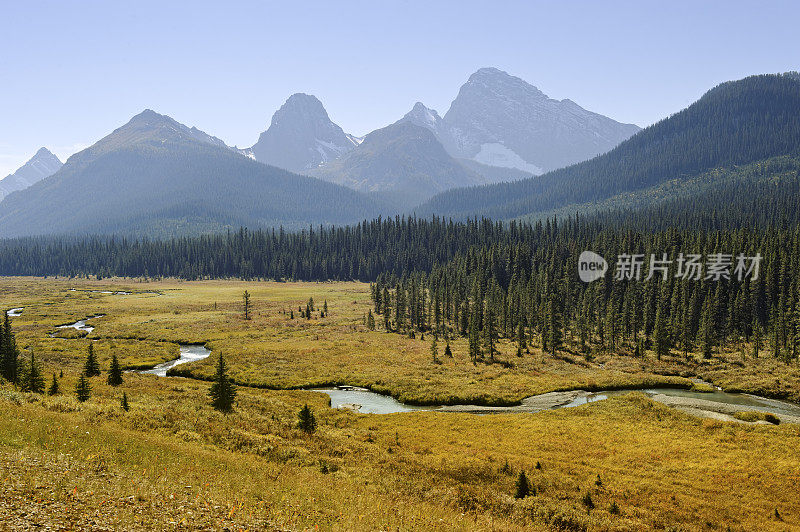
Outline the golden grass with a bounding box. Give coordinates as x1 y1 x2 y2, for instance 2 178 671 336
1 277 691 405
2 277 800 530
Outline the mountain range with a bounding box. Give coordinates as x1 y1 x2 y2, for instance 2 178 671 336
0 110 388 238
249 68 638 205
0 148 62 201
417 73 800 222
2 70 797 238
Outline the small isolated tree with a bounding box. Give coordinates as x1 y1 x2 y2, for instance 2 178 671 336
582 491 595 511
431 335 439 364
47 373 60 396
323 300 328 316
243 290 251 320
107 353 123 386
121 392 130 411
209 353 236 412
366 310 375 330
444 341 452 358
84 344 101 377
297 404 317 433
22 350 45 393
75 373 91 402
514 470 532 499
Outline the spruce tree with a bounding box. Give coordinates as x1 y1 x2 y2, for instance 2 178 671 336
22 350 44 393
121 392 130 411
514 470 532 498
297 404 317 433
444 340 452 358
243 290 251 320
209 353 236 412
1 314 18 384
47 373 59 396
107 353 123 386
83 344 101 377
75 374 91 402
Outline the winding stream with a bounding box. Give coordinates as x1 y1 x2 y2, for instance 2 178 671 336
14 303 799 423
55 315 105 334
312 385 800 422
137 345 212 377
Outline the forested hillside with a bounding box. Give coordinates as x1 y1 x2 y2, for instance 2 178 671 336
417 74 800 220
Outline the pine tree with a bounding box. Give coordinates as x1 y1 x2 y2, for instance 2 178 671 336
699 299 716 359
83 344 101 377
514 470 532 498
121 392 130 411
297 404 317 433
22 350 44 393
366 310 376 330
243 290 251 320
653 293 671 359
547 295 563 355
75 374 91 402
209 353 236 412
444 340 452 358
107 353 123 386
431 335 439 364
1 314 18 384
47 373 59 396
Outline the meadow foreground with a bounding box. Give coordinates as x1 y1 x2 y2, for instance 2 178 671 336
1 277 799 530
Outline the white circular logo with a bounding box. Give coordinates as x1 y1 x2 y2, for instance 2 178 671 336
578 251 607 282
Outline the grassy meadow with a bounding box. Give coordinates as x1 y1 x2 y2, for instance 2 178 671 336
1 277 800 530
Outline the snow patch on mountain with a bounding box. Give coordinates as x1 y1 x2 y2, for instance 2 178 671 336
473 143 542 175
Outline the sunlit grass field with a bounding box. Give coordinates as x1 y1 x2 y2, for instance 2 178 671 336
2 277 800 530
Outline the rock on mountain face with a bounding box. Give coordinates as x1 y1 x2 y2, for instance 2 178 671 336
0 110 387 238
309 121 487 208
250 93 360 173
434 67 640 174
0 147 62 200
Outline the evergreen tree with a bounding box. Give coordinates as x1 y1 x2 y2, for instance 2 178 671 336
653 290 671 359
366 310 376 330
75 374 91 402
1 314 18 384
243 290 251 320
699 299 716 359
297 404 317 433
21 350 44 393
47 373 59 396
83 344 101 377
209 353 236 412
107 353 123 386
121 391 130 411
514 470 532 499
444 340 452 358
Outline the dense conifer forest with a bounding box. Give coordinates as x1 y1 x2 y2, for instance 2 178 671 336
2 201 799 364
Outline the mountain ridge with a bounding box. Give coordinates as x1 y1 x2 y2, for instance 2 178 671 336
0 147 62 200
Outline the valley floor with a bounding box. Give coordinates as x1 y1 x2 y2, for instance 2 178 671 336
1 277 800 530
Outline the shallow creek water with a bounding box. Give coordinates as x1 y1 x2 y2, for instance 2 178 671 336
137 345 212 377
311 385 800 420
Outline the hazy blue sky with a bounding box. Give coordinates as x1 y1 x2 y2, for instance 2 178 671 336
1 0 797 176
